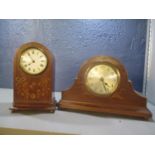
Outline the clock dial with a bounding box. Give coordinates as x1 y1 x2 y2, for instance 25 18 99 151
20 48 47 75
85 64 120 95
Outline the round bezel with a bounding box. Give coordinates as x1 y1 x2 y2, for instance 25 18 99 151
84 62 120 96
19 47 48 75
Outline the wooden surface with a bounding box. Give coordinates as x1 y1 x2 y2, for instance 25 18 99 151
12 42 55 112
59 56 152 120
0 127 69 135
0 89 155 135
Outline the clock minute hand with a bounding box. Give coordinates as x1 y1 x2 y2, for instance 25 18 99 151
28 53 35 64
100 77 107 92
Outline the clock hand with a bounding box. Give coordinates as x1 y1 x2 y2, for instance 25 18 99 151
100 77 107 92
28 63 32 66
104 82 110 88
28 54 35 64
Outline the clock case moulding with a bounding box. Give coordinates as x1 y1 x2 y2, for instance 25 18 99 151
59 56 152 120
11 42 56 112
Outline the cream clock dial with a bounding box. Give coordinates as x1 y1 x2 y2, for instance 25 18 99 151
85 64 120 95
20 48 48 75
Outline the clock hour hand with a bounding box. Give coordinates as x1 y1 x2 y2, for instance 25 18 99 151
28 63 32 66
27 58 34 66
104 82 110 88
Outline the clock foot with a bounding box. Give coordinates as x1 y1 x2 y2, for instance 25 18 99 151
10 105 56 113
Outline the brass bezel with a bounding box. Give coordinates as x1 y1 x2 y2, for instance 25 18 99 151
84 62 121 97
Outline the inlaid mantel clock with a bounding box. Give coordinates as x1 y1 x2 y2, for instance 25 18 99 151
11 42 55 112
59 56 152 120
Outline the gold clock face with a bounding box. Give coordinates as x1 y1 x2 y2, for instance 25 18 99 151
85 64 120 95
20 48 48 75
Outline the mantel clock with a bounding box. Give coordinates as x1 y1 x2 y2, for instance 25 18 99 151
12 42 55 112
59 56 152 120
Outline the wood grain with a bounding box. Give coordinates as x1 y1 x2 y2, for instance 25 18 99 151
12 42 55 112
59 56 152 120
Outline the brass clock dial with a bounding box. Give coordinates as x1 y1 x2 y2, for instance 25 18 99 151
85 64 120 95
20 48 48 75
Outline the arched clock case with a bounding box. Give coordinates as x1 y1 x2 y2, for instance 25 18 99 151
11 42 55 112
59 56 152 120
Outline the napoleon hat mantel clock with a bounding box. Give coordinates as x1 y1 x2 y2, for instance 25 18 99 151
11 42 55 112
59 56 152 120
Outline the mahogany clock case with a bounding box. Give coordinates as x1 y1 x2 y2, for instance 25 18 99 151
59 56 152 120
12 42 55 112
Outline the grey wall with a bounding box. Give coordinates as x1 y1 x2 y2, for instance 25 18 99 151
0 19 147 92
146 20 155 104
